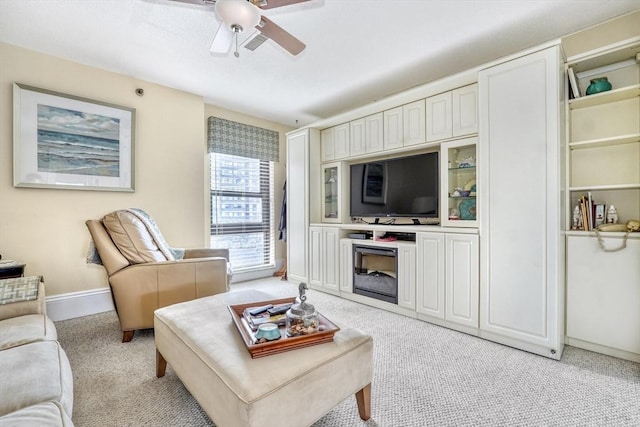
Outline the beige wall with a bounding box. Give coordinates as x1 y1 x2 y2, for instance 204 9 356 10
0 42 291 296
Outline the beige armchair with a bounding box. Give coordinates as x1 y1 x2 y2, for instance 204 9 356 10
86 209 230 342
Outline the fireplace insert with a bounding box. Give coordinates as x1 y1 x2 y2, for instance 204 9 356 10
353 245 398 304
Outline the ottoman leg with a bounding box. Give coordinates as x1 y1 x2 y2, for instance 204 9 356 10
156 349 167 378
355 383 371 420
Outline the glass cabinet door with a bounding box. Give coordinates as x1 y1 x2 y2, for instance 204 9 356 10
441 137 478 227
322 162 341 223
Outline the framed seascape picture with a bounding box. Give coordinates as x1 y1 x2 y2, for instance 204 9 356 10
13 83 135 192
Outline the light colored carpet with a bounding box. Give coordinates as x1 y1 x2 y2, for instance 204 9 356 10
55 278 640 426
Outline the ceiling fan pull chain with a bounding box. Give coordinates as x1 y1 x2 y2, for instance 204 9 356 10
234 31 240 57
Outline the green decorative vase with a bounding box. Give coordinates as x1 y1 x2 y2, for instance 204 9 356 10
586 77 612 95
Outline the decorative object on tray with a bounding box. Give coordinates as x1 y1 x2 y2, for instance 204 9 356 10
255 323 281 343
585 77 612 95
286 283 319 337
243 302 291 329
228 295 340 358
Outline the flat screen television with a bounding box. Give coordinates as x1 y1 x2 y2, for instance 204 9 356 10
350 152 439 219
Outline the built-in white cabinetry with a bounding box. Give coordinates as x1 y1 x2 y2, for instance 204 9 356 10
321 162 347 223
350 113 383 156
321 123 349 162
478 45 565 360
403 99 426 147
426 84 478 143
383 106 403 150
445 234 479 329
396 244 416 310
452 84 479 137
440 137 478 228
286 128 319 284
566 234 640 362
308 226 341 295
339 239 353 293
426 92 452 142
563 39 640 363
416 232 478 331
416 232 445 319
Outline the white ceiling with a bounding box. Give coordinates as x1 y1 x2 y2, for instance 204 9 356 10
1 0 639 127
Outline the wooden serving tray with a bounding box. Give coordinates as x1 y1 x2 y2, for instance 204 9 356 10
228 297 340 358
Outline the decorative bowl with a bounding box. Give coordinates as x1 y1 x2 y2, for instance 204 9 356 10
459 190 471 197
255 323 281 341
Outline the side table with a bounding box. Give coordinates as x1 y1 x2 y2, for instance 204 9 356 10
0 262 26 280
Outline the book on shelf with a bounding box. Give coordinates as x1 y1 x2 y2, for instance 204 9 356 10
568 67 581 99
594 204 606 228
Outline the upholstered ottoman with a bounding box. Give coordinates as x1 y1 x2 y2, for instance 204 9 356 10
154 289 373 427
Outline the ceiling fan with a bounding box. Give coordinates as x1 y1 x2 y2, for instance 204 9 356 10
171 0 308 57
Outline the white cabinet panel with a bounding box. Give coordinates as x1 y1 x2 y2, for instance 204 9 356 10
403 100 426 146
383 106 403 150
334 123 350 160
365 112 384 154
323 228 340 291
426 92 453 142
309 227 322 288
350 118 366 156
479 45 564 359
339 239 353 293
566 235 640 356
286 128 319 284
453 84 478 137
445 234 478 328
320 127 334 162
397 244 416 310
416 232 445 319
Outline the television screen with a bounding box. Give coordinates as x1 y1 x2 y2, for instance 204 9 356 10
350 152 439 218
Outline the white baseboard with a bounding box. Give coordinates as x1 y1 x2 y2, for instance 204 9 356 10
46 287 114 322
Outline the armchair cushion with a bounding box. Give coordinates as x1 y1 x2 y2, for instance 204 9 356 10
103 209 175 264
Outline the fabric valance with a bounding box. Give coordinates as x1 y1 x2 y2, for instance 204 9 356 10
207 116 279 162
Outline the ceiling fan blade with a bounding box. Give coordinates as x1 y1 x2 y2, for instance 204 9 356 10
255 15 305 55
210 22 234 54
251 0 311 10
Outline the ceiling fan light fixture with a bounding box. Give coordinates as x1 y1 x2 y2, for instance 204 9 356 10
215 0 260 33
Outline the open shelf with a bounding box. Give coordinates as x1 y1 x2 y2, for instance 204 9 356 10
569 133 640 150
569 84 640 110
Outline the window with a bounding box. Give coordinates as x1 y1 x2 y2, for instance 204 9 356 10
209 152 275 271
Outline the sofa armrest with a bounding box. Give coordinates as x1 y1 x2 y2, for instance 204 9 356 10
0 277 46 321
184 248 229 260
108 258 228 331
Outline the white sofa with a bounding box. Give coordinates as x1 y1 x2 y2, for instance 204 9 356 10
0 276 74 426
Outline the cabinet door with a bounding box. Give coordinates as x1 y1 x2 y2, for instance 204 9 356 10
322 228 340 291
320 127 335 162
426 92 453 142
479 46 563 358
445 234 479 328
339 239 353 293
397 244 416 310
452 84 478 137
384 106 403 150
350 118 366 156
334 123 350 160
286 129 316 283
403 100 426 146
365 112 384 154
308 227 323 288
416 232 445 319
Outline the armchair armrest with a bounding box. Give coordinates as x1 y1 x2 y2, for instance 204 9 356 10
184 248 229 260
0 276 46 321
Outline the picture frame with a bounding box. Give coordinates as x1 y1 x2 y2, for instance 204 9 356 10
13 83 135 192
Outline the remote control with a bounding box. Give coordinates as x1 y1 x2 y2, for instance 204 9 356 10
267 303 293 316
248 304 273 316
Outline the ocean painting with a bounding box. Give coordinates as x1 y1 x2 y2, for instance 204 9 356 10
37 104 120 177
